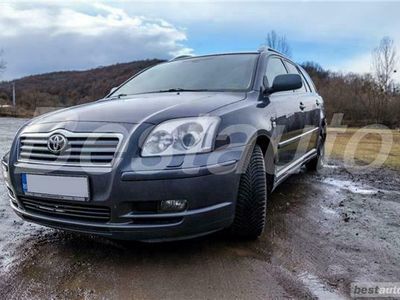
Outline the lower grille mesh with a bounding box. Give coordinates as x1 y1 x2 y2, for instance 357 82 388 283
20 197 111 223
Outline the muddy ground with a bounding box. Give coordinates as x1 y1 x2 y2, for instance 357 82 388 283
0 117 399 299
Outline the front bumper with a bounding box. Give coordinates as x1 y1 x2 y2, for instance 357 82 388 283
4 151 243 241
11 199 234 241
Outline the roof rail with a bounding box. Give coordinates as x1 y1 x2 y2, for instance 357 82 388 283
257 46 268 52
257 46 284 55
169 55 193 61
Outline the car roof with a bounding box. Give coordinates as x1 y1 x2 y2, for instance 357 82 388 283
169 47 282 62
169 52 259 62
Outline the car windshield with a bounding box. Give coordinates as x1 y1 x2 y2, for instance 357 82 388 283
111 54 258 96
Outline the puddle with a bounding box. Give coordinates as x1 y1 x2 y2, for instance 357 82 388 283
320 205 339 217
323 164 339 169
298 271 345 299
322 178 400 195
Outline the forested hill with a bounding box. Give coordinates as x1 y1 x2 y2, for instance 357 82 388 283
0 59 163 116
0 59 399 128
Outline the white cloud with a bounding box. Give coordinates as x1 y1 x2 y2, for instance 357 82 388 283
117 1 400 43
118 1 400 82
0 2 192 79
1 1 400 81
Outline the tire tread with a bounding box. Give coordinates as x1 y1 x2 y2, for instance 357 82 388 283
230 145 267 239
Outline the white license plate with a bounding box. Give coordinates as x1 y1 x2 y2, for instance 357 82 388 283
22 174 89 201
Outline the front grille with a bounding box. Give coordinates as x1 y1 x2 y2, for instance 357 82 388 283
20 197 111 223
18 131 121 166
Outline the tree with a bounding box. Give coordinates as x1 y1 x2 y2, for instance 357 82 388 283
370 37 398 123
0 49 6 76
301 61 329 79
372 36 398 92
265 30 291 57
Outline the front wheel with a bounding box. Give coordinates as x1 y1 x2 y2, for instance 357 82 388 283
230 145 267 239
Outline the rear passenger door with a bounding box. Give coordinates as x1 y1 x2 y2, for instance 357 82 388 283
265 56 305 169
284 60 319 154
299 65 323 143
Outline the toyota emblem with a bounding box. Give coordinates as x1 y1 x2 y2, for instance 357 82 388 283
47 134 68 154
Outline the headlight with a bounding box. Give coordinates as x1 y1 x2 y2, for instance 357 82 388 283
142 117 220 157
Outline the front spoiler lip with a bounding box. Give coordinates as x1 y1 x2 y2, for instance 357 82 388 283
10 200 232 230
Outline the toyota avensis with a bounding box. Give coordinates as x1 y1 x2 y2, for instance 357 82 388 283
1 48 326 241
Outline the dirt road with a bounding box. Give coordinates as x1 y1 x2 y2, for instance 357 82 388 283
0 117 399 299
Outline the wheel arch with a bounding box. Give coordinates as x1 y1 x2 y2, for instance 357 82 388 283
255 134 276 192
236 132 276 193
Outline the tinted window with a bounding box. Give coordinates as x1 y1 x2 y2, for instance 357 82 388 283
285 61 307 92
299 66 317 93
112 54 258 96
265 57 287 87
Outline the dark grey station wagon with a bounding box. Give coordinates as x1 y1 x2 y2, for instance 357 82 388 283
1 48 326 241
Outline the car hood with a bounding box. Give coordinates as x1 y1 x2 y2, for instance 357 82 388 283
29 92 247 125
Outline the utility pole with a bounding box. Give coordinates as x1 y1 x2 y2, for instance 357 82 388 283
12 82 15 107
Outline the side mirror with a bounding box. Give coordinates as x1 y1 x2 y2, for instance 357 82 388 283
267 74 302 94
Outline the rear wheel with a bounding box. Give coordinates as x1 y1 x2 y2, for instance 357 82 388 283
230 145 267 239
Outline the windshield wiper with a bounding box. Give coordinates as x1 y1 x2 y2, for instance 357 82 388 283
108 89 213 99
153 88 211 93
108 93 128 100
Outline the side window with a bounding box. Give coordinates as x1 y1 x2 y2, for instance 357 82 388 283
299 67 317 93
285 61 308 93
265 57 288 87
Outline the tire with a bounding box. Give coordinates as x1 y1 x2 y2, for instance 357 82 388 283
306 135 325 172
230 144 267 239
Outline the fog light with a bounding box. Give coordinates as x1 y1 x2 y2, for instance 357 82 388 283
160 200 187 212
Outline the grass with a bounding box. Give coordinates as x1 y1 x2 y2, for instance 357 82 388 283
326 127 400 169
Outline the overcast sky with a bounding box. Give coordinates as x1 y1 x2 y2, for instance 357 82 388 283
0 1 399 81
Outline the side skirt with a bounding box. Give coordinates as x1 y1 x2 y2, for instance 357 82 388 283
271 149 317 192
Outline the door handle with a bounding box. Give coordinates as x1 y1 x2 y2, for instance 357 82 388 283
316 99 320 106
299 102 306 111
